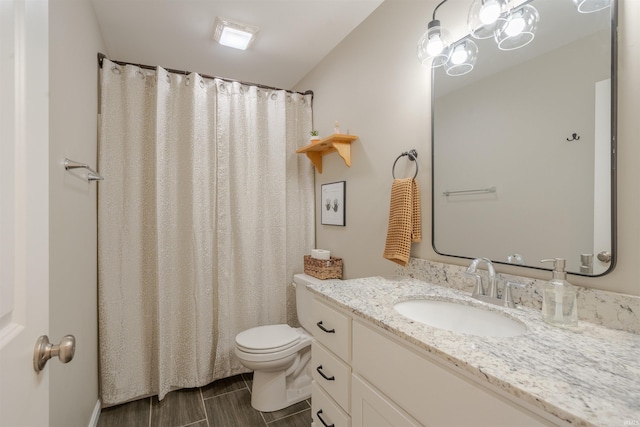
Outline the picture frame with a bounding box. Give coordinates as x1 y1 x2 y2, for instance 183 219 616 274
321 181 346 226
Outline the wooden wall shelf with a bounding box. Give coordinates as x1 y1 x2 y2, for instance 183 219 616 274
296 134 359 173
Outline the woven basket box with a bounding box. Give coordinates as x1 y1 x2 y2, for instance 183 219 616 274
303 255 343 280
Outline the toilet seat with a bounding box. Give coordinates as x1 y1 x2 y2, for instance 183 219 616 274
236 324 301 354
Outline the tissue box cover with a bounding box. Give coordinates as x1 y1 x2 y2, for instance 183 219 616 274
303 255 343 279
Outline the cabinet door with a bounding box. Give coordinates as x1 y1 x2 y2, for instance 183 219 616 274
352 375 422 427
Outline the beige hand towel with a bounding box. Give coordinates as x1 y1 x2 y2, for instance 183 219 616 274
383 178 422 266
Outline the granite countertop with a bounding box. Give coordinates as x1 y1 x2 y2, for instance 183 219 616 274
307 276 640 427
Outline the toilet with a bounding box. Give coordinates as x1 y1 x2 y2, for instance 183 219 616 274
234 273 319 412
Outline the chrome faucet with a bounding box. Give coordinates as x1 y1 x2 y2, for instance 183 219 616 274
465 258 497 298
465 258 519 308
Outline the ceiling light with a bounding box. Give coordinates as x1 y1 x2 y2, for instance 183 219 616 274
214 17 259 50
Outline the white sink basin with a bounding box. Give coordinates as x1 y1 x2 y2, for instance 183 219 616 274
393 299 526 338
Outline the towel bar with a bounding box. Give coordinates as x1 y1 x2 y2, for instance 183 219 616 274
442 186 495 196
64 158 104 182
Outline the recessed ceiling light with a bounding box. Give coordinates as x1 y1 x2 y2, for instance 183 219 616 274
213 17 259 50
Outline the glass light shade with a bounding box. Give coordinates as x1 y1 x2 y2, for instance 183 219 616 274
468 0 507 39
572 0 611 13
417 20 450 68
495 5 539 51
444 39 478 76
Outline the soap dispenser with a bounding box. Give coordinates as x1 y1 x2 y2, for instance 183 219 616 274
540 258 578 327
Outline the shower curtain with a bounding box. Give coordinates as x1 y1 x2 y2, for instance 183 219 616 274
97 59 314 406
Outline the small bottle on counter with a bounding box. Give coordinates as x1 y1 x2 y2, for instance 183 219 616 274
334 121 340 134
540 258 578 327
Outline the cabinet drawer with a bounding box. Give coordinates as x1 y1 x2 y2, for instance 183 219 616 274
352 320 553 427
312 381 351 427
312 298 351 362
312 341 351 412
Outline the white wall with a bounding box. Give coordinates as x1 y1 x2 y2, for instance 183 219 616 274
296 0 640 296
49 0 106 425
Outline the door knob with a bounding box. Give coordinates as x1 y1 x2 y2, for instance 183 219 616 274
33 334 76 373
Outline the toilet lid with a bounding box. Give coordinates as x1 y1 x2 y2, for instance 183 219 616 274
236 324 301 354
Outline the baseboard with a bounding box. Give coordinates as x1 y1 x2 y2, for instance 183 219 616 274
88 399 101 427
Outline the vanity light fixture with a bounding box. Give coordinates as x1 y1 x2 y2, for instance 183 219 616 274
572 0 611 13
213 17 259 50
418 0 542 75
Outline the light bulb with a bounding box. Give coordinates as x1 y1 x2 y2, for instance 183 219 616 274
451 46 468 65
479 0 501 25
427 35 445 56
505 14 525 36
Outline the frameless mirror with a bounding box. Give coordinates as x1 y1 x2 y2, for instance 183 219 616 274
432 0 616 276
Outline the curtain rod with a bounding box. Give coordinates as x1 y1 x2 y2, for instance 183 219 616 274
97 53 313 98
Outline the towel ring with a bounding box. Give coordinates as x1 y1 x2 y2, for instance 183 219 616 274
392 149 418 179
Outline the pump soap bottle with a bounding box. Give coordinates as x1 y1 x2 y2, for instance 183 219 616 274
540 258 578 327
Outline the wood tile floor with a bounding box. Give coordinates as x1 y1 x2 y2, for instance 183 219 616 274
97 373 312 427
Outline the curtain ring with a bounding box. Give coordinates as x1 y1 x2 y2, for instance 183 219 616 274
199 78 205 89
136 66 145 79
270 93 277 100
185 76 190 86
392 150 419 179
111 65 122 75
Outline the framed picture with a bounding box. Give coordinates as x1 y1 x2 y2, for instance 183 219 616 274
321 181 346 226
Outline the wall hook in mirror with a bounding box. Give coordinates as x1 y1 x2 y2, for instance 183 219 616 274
566 133 580 141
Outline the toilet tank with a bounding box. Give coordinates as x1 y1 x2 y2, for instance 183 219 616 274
293 274 327 332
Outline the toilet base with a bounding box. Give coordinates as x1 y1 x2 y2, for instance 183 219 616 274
250 357 312 412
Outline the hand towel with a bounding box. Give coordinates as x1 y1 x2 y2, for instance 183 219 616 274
383 178 422 266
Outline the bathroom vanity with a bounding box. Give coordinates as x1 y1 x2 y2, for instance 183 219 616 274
307 276 640 427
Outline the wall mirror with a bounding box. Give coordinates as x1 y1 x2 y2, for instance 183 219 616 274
432 0 617 276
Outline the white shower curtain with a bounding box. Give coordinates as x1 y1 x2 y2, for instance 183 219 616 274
97 59 314 406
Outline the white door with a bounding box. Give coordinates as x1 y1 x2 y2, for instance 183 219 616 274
0 0 50 425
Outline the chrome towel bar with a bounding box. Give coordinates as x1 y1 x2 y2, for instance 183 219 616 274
442 186 495 196
64 158 104 181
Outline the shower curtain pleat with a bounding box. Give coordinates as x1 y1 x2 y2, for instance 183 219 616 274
97 59 314 406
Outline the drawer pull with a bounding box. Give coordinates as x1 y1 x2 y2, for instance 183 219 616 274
316 409 335 427
316 365 336 381
316 321 336 334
